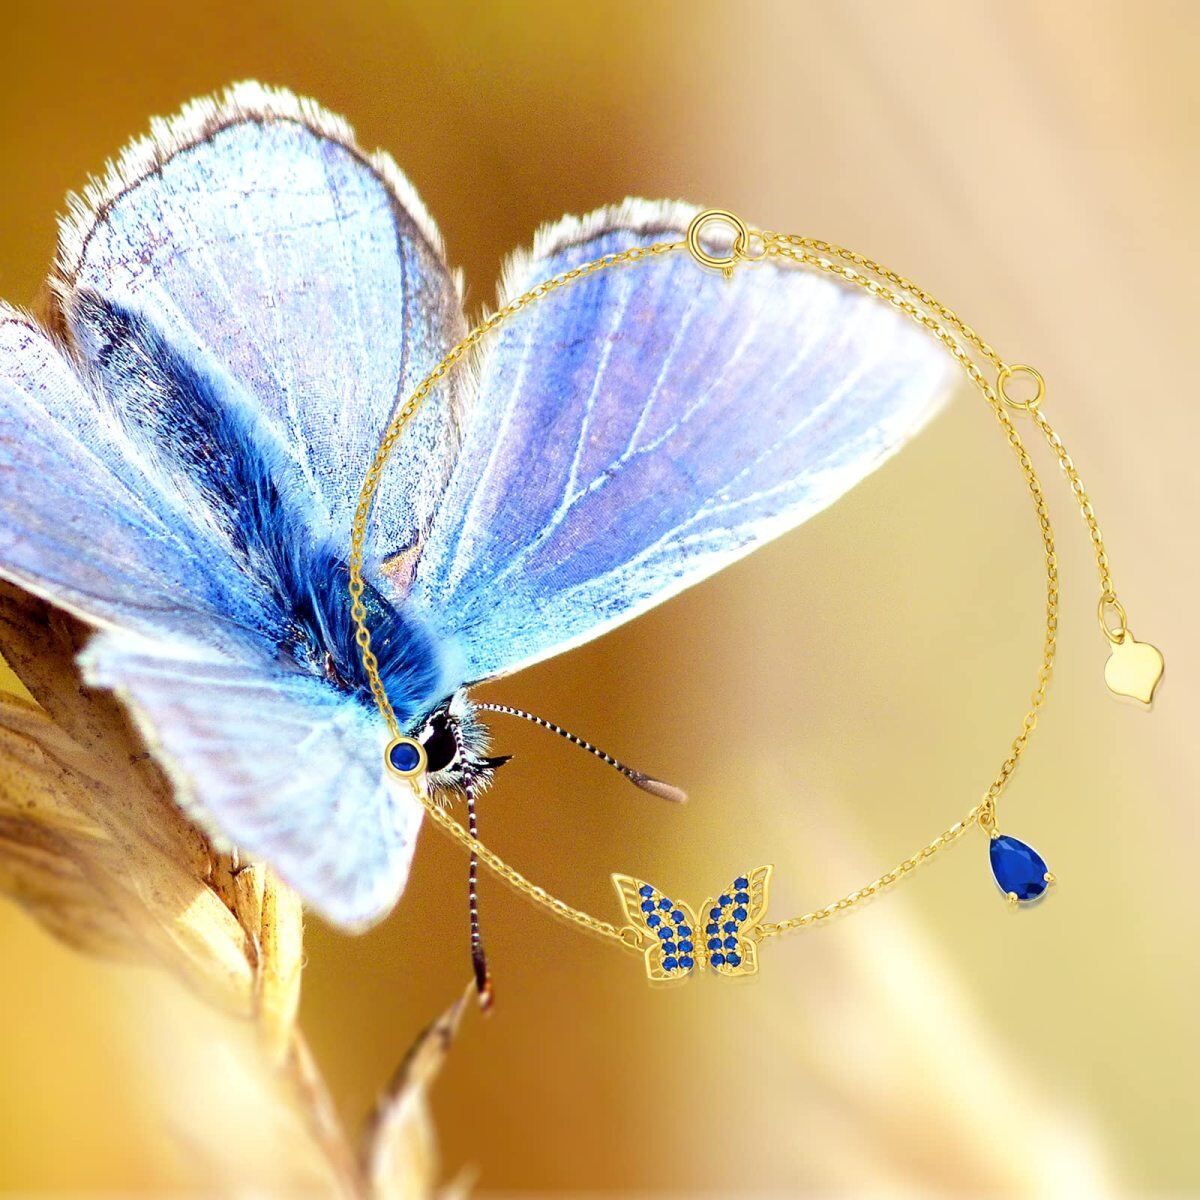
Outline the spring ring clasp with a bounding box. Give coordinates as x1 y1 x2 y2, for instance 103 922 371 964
686 208 762 279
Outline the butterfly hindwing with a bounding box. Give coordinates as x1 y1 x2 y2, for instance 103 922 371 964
700 866 772 979
79 631 420 930
612 874 702 981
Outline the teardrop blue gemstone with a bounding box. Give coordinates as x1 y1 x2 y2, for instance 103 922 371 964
989 835 1050 901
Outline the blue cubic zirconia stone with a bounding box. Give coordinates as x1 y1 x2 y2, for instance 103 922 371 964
723 936 737 950
734 876 749 890
710 906 722 920
679 926 692 939
672 910 686 925
679 955 694 970
706 923 719 935
733 906 748 922
663 956 678 971
711 952 726 966
657 927 672 940
647 914 662 928
639 884 654 897
662 941 676 954
388 741 422 773
719 893 732 907
727 952 741 968
659 898 672 910
989 835 1051 901
640 899 655 913
679 940 693 954
723 920 737 933
708 937 722 951
735 891 750 905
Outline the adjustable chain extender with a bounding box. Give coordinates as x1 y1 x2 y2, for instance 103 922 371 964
348 208 1163 985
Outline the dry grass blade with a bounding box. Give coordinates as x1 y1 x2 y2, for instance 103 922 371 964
0 689 257 1010
363 984 474 1200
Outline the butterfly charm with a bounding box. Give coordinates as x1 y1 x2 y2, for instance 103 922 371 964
613 866 772 980
0 82 949 956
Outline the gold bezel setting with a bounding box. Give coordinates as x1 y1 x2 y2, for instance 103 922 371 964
385 736 428 780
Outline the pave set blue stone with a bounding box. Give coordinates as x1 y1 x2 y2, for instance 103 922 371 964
989 834 1052 902
616 868 770 982
707 874 750 970
640 884 694 972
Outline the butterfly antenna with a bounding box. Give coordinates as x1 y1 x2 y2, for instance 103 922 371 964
475 703 687 803
464 778 493 1012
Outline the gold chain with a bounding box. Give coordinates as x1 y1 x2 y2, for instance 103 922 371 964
348 212 1127 949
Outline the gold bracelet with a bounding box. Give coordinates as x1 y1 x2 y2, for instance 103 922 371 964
349 209 1163 985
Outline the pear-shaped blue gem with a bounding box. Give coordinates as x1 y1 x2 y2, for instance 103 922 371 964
989 834 1050 901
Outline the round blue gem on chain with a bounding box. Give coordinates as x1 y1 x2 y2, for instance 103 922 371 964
388 740 422 773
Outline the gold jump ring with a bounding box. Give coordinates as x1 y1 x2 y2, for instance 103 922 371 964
996 363 1046 411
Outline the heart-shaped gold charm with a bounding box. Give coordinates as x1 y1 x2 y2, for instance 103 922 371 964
1104 634 1164 707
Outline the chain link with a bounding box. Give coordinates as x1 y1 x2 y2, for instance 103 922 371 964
349 216 1120 948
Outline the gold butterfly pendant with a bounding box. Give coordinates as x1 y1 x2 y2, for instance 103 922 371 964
612 865 773 981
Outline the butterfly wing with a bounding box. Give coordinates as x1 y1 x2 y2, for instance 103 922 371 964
612 874 701 981
79 632 419 929
0 85 468 927
0 307 267 649
700 866 772 978
51 80 466 566
412 201 951 683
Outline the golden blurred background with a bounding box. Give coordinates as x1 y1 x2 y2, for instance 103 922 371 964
1 0 1196 1193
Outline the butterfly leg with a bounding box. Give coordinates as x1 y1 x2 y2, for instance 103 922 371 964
464 779 493 1010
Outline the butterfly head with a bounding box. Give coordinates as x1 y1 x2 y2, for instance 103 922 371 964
406 691 511 800
396 693 687 806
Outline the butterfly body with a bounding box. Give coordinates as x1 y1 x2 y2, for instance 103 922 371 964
613 866 772 980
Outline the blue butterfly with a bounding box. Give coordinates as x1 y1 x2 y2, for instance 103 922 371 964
0 83 949 954
613 867 772 981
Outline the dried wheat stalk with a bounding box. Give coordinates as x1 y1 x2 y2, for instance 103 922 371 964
0 580 465 1196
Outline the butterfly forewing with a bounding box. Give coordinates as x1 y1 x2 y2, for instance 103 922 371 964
612 874 702 981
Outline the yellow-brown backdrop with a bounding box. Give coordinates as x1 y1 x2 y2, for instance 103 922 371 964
1 1 1196 1193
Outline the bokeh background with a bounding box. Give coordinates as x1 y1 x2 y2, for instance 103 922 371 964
1 1 1196 1193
